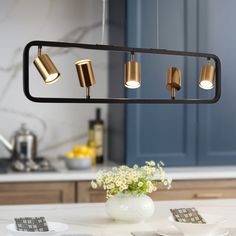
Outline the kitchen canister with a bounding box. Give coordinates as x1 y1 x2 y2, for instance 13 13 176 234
105 193 155 222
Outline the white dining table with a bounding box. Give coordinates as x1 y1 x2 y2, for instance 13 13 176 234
0 199 236 236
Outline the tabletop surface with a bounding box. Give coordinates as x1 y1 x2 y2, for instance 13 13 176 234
0 199 236 236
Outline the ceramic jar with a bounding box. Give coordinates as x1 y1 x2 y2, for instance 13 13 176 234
106 193 155 222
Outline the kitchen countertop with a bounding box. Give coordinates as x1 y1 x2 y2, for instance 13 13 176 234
1 158 236 183
0 199 236 235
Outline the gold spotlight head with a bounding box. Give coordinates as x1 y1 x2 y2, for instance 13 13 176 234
75 59 96 98
199 62 215 90
166 67 181 99
34 54 60 84
124 60 141 89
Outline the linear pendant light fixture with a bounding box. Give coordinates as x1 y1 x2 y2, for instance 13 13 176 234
23 40 221 104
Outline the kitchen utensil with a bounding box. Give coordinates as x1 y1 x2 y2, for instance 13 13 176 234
0 123 37 160
6 222 68 236
168 214 226 236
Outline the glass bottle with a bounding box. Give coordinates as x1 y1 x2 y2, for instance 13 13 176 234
93 108 104 164
87 121 96 165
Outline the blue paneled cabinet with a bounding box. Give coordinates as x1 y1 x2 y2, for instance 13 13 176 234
126 0 236 166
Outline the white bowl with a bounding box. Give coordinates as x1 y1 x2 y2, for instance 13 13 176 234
65 157 93 169
6 222 68 236
168 214 226 236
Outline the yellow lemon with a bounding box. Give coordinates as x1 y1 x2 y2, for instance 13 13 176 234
66 152 74 158
80 145 88 154
69 144 95 158
73 145 82 154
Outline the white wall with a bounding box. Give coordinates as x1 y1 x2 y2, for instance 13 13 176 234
0 0 108 158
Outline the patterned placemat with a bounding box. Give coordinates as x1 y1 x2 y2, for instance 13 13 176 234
14 217 49 232
170 208 206 224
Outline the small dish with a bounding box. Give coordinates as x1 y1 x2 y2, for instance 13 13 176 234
168 214 226 236
6 221 68 236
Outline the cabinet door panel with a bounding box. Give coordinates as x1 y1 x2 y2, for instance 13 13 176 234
0 182 75 205
77 181 106 203
150 189 236 201
0 191 61 205
126 0 198 166
197 0 236 165
150 179 236 200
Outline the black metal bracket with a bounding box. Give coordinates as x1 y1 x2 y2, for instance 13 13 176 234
23 40 221 104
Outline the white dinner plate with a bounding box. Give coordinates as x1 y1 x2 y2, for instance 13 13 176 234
6 221 69 236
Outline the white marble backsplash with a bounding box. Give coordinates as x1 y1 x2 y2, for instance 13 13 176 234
0 0 109 158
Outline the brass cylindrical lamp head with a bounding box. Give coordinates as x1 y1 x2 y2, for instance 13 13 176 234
124 60 141 89
34 54 60 84
166 67 181 99
199 63 215 90
75 59 96 87
75 59 96 98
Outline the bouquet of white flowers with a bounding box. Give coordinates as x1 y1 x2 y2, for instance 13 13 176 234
91 160 172 199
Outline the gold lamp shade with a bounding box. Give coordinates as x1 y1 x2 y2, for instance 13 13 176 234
75 59 96 87
75 59 96 98
124 60 141 89
34 54 60 84
166 67 181 98
199 63 215 90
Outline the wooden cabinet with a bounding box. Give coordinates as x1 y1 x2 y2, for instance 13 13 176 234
77 179 236 203
76 181 106 203
1 179 236 205
0 182 75 205
150 179 236 201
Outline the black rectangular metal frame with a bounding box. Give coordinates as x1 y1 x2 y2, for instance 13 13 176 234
23 40 221 104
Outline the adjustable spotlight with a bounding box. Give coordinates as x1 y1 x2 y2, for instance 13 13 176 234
34 47 60 84
166 67 181 99
124 53 141 89
75 59 96 98
199 60 215 90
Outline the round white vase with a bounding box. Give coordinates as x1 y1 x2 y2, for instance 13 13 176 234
105 193 155 222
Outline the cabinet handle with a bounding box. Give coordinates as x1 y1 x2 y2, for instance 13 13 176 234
193 193 223 199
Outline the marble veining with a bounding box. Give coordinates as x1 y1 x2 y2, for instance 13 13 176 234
0 0 111 158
